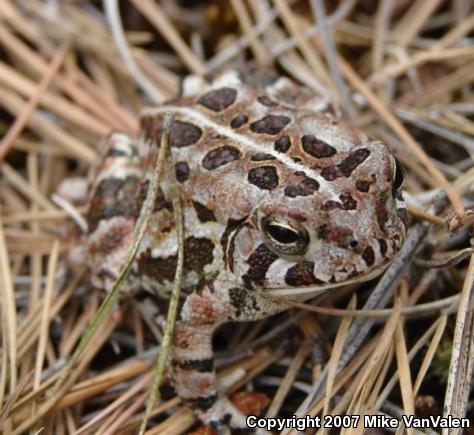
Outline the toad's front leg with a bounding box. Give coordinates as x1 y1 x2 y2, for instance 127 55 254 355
173 321 247 431
171 279 286 431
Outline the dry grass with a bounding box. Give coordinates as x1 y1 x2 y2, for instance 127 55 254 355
0 1 473 434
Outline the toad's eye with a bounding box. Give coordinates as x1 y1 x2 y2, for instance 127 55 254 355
268 224 299 244
259 215 309 256
391 155 405 194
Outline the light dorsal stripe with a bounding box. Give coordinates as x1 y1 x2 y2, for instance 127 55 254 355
142 106 338 198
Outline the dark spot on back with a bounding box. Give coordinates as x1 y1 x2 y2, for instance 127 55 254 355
250 115 290 135
338 148 371 176
175 161 190 182
285 262 324 286
321 193 356 211
230 114 248 128
138 250 175 282
193 201 216 222
248 166 279 190
301 135 337 158
87 176 142 232
321 200 341 211
321 148 371 181
340 192 357 210
321 165 340 181
170 121 202 147
202 145 241 170
197 87 237 111
251 153 276 161
362 246 375 266
274 135 291 152
138 236 214 283
284 177 319 197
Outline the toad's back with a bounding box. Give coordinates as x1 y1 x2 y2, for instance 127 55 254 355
85 70 407 297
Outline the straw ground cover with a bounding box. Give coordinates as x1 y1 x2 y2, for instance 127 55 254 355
0 1 473 433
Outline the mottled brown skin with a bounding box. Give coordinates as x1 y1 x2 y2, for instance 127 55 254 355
83 70 407 431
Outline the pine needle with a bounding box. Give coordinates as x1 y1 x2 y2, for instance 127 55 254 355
138 116 184 434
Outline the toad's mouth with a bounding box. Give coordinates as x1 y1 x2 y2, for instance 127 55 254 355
263 261 390 298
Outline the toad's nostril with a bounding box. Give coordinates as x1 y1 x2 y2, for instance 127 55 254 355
349 239 358 249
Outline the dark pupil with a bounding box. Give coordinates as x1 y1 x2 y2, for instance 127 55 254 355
393 157 404 191
268 225 299 244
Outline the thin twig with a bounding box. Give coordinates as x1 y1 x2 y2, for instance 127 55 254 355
443 250 474 433
33 239 60 391
0 215 18 392
310 0 356 118
103 0 163 104
0 41 70 161
139 115 183 434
